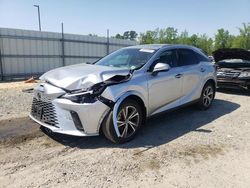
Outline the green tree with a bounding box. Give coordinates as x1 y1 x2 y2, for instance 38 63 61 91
115 34 124 39
214 29 232 50
232 23 250 49
196 34 214 54
139 27 178 44
114 30 138 40
157 27 178 44
189 34 199 46
138 23 249 52
88 33 98 37
125 30 138 40
177 30 192 45
139 30 158 44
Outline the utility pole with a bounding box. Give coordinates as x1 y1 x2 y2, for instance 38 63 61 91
34 5 41 31
61 23 65 66
107 29 110 55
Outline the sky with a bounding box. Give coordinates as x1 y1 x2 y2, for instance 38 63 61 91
0 0 249 38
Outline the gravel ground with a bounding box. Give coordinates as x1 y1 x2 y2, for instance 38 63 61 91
0 82 250 188
0 82 35 121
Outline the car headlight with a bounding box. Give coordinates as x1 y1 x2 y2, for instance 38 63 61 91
62 83 107 103
62 90 94 103
239 72 250 78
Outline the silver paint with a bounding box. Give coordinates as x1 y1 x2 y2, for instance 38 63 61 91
30 44 216 137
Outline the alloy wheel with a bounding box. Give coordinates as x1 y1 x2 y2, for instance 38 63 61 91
117 105 140 138
203 86 214 107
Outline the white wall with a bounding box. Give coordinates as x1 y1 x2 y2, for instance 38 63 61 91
0 28 138 79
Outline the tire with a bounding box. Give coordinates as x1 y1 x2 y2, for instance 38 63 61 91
197 82 215 110
102 99 143 144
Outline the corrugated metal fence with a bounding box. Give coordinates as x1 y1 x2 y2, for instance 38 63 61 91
0 28 138 80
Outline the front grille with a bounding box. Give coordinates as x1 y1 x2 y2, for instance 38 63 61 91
225 72 240 77
217 71 240 78
31 97 59 127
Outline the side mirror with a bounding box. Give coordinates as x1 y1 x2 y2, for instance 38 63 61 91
152 62 170 74
208 56 214 62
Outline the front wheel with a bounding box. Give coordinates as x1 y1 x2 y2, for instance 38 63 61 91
197 82 215 110
102 99 143 144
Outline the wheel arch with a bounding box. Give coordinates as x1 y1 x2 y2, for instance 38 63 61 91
121 94 147 125
99 91 147 137
202 78 216 99
204 78 216 91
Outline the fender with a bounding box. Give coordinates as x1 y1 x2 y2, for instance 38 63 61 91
203 76 217 88
112 91 146 137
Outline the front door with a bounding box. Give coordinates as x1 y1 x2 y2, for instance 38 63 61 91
147 50 183 115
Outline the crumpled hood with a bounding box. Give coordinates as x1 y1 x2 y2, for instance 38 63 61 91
213 48 250 62
40 63 131 90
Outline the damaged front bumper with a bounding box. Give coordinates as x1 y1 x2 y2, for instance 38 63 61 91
29 82 113 136
30 98 110 136
29 71 133 137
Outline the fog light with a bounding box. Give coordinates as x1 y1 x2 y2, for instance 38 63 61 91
70 111 84 131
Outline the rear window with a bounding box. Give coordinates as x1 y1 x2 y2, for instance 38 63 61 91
177 49 198 66
195 51 209 62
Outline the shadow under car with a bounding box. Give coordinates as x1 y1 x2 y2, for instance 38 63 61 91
41 98 240 149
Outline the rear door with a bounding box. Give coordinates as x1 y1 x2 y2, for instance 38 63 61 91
176 49 203 101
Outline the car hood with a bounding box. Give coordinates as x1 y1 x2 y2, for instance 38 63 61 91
40 63 131 90
213 48 250 62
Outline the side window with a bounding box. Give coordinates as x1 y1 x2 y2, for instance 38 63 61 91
195 51 209 62
158 50 177 67
177 49 199 66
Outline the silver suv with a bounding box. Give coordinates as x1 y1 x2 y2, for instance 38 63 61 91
30 44 216 143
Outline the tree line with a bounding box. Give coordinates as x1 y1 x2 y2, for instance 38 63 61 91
112 23 250 55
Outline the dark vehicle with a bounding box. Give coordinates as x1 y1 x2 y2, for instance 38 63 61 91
213 48 250 90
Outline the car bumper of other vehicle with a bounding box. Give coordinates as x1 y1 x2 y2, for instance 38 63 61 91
217 77 250 89
30 96 110 136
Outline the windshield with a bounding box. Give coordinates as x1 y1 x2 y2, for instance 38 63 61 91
95 48 156 69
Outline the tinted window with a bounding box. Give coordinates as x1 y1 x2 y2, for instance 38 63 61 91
158 50 177 67
195 51 209 62
177 49 198 66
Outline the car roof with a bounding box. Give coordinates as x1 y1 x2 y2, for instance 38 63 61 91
127 44 200 51
126 44 168 50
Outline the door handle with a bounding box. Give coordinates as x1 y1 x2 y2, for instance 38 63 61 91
200 68 206 72
175 74 183 78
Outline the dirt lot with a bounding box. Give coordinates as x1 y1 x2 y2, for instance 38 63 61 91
0 82 250 188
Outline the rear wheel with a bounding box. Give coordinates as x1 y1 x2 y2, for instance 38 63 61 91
102 99 143 144
197 82 215 110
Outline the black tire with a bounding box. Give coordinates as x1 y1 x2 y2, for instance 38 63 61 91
197 82 215 110
102 99 143 144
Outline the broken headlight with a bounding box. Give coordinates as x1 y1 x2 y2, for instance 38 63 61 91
61 73 132 103
62 90 95 103
62 84 107 103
